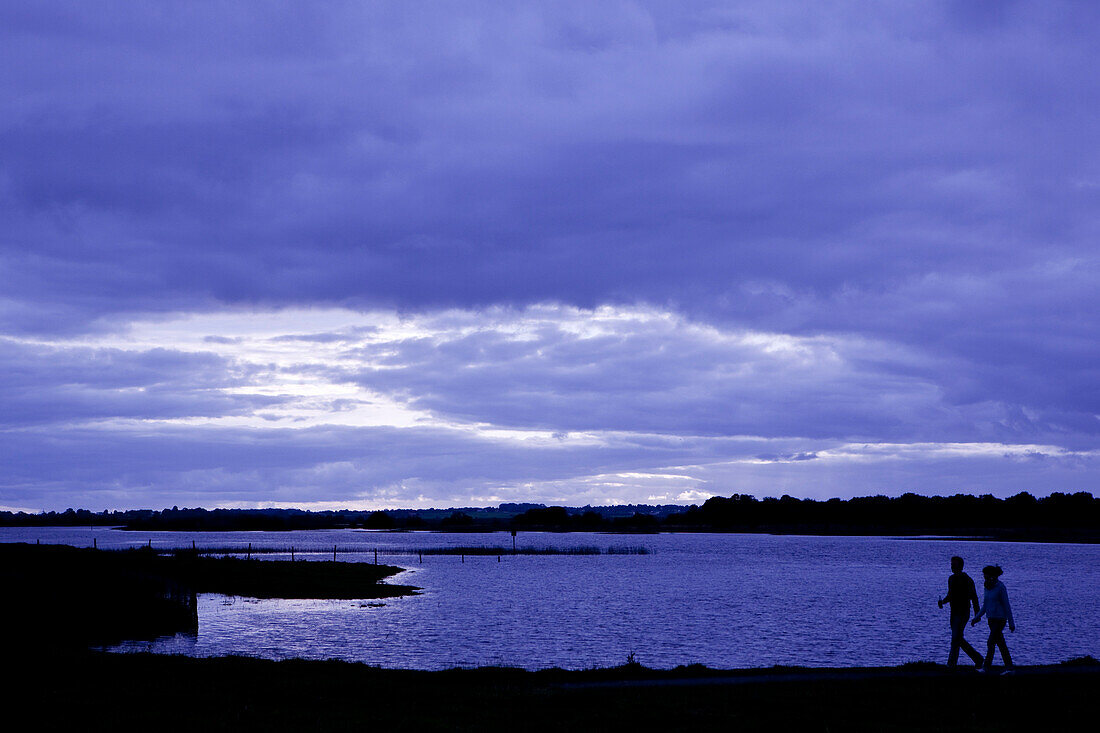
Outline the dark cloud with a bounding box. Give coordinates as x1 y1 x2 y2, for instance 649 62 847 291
321 312 1084 447
0 340 278 426
2 2 1097 326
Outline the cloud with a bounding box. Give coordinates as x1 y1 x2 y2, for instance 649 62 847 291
2 305 1098 510
5 418 1095 512
2 2 1098 329
0 339 281 427
2 3 1099 508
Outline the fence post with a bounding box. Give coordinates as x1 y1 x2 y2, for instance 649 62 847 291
374 548 378 565
247 542 251 560
419 551 422 563
291 546 295 562
333 545 337 562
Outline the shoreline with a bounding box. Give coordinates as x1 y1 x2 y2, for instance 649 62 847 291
6 525 1100 544
7 651 1098 731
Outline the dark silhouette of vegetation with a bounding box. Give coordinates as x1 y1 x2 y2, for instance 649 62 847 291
6 651 1099 731
379 545 647 556
178 544 647 557
661 491 1100 540
364 510 396 529
439 511 476 529
0 543 417 651
3 491 1098 540
1 543 197 650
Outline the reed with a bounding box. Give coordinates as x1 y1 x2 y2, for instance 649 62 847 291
177 545 649 557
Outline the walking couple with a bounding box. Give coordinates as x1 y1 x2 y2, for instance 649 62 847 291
938 556 1015 673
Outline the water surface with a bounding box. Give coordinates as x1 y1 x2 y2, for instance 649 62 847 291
4 527 1096 670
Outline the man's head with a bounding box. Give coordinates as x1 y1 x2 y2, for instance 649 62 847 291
951 556 964 572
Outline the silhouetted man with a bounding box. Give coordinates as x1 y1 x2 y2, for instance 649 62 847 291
938 556 983 668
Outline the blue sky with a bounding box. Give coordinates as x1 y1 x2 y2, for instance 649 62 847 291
3 1 1099 511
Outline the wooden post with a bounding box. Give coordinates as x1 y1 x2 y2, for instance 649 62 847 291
291 546 295 562
147 539 151 548
192 539 196 551
512 529 517 554
93 537 97 549
419 551 422 563
247 542 252 560
374 548 378 565
461 553 464 563
333 545 337 562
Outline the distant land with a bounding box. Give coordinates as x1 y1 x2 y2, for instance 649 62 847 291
3 492 1099 541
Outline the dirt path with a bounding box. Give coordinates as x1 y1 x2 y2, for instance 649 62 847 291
555 663 1100 689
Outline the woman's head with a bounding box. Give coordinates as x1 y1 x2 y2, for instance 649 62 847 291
982 565 1003 587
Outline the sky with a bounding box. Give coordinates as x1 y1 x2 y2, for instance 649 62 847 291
2 1 1099 512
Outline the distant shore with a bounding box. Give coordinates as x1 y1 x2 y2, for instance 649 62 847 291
7 651 1098 731
5 492 1099 542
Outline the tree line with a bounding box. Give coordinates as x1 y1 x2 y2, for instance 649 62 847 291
2 492 1098 538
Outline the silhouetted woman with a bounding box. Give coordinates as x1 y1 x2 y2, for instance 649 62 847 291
971 565 1015 673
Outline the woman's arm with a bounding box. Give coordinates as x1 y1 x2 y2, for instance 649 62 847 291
1002 585 1015 630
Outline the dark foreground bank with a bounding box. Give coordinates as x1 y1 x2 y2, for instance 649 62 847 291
4 652 1097 732
0 543 416 649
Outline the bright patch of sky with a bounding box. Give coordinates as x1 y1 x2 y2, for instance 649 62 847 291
3 303 1098 511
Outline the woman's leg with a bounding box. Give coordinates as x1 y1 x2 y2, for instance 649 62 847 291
985 620 998 667
987 619 1010 668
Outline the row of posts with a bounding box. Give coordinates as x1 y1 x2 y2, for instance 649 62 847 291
89 537 520 563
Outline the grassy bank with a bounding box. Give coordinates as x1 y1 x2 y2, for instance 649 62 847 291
0 543 417 649
5 652 1097 731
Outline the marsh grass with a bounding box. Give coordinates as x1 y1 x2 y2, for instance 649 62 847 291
183 545 650 557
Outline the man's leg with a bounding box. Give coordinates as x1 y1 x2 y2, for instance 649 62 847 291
952 615 983 665
959 635 983 665
948 615 965 666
